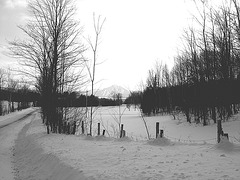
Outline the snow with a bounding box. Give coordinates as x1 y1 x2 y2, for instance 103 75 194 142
94 106 240 143
0 107 35 128
0 108 36 180
1 106 240 179
13 120 85 180
33 115 240 179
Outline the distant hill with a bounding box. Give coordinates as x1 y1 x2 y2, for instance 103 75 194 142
95 85 130 99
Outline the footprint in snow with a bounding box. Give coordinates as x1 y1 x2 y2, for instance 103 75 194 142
120 146 126 152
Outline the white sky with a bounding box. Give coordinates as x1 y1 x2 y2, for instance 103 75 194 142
0 0 195 91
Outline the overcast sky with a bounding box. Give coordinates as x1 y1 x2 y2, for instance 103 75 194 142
0 0 195 91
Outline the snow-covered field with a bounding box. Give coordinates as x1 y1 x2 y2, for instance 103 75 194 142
1 106 240 179
91 106 240 143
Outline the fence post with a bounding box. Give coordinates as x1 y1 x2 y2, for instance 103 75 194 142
81 121 84 134
63 122 67 134
217 120 223 143
120 124 124 138
160 129 164 138
102 130 105 136
122 130 126 138
98 123 100 136
72 121 76 135
156 122 159 138
67 123 70 134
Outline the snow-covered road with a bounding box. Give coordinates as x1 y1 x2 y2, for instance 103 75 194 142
0 108 37 180
0 108 37 128
0 108 84 180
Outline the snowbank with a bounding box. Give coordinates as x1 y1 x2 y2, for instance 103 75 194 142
7 108 240 180
13 114 86 180
83 135 114 141
147 137 174 146
19 112 240 180
214 136 240 152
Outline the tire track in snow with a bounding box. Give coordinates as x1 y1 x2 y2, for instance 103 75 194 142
0 109 36 180
13 113 87 180
0 108 37 129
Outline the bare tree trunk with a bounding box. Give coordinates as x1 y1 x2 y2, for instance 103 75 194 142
85 13 105 136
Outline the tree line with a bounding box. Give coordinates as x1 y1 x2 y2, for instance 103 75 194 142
57 92 123 107
140 0 240 125
0 68 38 115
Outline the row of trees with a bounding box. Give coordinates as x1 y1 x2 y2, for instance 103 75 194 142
0 68 37 115
140 0 240 125
58 92 123 107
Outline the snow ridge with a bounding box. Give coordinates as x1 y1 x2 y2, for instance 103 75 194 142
13 115 86 180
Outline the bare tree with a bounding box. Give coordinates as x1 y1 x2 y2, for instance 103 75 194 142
9 0 85 133
0 68 6 115
85 13 106 136
5 69 19 113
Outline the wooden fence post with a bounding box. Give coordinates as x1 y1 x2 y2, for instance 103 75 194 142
98 123 100 136
72 121 76 135
81 121 84 134
156 122 159 138
122 130 126 138
217 120 223 143
63 122 67 134
160 129 164 138
67 123 70 134
120 124 124 138
102 130 105 136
